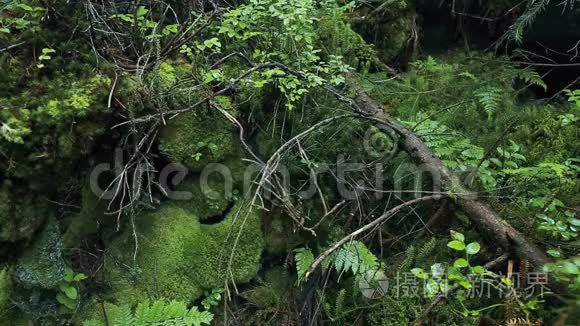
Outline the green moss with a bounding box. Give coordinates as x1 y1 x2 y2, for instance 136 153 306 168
0 185 49 242
315 3 379 72
174 176 231 222
62 185 107 248
366 295 420 325
0 266 13 317
15 221 66 289
263 211 303 255
242 267 294 308
73 299 120 326
106 200 263 306
158 108 237 172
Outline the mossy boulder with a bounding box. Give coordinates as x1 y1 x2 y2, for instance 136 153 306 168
0 185 49 242
15 222 66 289
242 266 295 308
263 210 304 256
62 184 108 248
158 97 237 172
350 0 417 65
173 176 232 222
105 200 263 306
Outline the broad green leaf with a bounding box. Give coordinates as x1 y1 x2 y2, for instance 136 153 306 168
465 242 480 255
562 262 579 274
56 293 76 310
450 230 464 242
472 265 485 274
447 240 465 251
64 286 78 300
411 268 429 280
135 6 149 17
74 273 88 282
64 268 74 282
458 280 472 289
546 249 561 258
453 258 469 268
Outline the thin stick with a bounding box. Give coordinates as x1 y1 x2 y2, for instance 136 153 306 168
305 195 441 278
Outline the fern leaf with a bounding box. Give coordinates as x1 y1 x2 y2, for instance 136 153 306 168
332 241 379 275
399 245 416 272
294 247 314 284
517 68 547 91
186 306 214 326
111 304 135 326
476 86 502 118
334 289 346 317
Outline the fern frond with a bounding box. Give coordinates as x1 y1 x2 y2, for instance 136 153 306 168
294 247 314 284
500 0 551 44
476 86 502 118
334 289 346 317
83 300 213 326
416 238 437 262
112 304 135 326
332 241 379 275
517 68 547 91
186 306 214 326
398 245 416 272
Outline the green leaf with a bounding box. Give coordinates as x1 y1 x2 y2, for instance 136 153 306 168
562 262 579 274
16 3 34 11
472 265 485 274
411 268 429 280
294 247 314 285
458 280 472 289
450 230 465 242
447 240 465 251
546 249 561 258
453 258 469 268
465 242 480 255
56 293 76 310
74 273 88 282
64 268 74 282
135 6 149 18
64 286 78 300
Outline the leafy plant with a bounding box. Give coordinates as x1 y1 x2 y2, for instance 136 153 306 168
475 86 503 119
294 247 314 285
565 89 580 108
543 256 580 292
37 47 55 68
82 300 214 326
56 267 87 313
294 241 380 285
411 231 488 296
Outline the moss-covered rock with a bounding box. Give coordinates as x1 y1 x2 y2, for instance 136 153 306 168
15 222 66 289
173 176 232 222
349 0 417 65
262 210 304 256
158 94 238 172
62 185 108 249
105 200 263 306
0 185 49 242
242 266 294 308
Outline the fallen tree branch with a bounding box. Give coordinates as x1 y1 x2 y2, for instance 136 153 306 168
350 89 549 270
